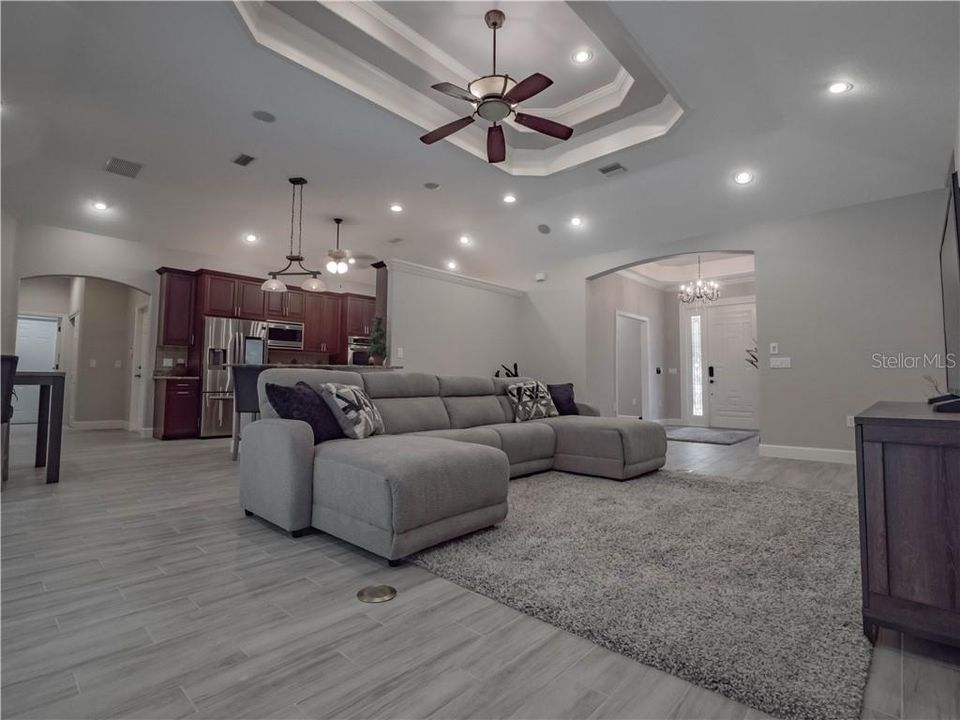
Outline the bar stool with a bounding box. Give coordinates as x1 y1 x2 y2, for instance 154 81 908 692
231 365 266 460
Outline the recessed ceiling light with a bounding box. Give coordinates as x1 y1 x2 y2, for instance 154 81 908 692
733 170 754 185
828 81 854 95
348 257 356 264
445 260 459 271
459 235 472 246
389 203 403 213
503 194 517 204
572 49 593 64
570 216 583 227
91 200 110 211
244 233 258 243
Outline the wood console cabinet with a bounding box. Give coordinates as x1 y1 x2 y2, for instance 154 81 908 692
855 401 960 648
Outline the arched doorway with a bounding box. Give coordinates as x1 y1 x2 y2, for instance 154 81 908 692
14 275 151 432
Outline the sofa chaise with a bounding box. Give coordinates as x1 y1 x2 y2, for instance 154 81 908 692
240 369 666 562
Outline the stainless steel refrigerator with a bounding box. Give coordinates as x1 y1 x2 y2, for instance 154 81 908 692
201 316 265 437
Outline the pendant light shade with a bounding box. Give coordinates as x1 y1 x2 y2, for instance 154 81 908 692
301 276 326 292
261 276 287 293
263 177 323 292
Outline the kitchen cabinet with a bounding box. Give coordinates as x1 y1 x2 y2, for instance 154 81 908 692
237 280 265 320
266 289 305 321
157 269 195 346
153 379 200 439
200 274 237 317
342 294 376 337
304 292 341 355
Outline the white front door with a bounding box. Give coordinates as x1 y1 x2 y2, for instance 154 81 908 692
12 316 60 425
706 303 758 429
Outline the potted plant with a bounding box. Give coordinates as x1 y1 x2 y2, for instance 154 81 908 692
368 316 387 366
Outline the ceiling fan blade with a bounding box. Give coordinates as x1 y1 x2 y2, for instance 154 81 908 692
504 73 553 104
419 116 475 145
431 82 476 103
514 113 574 141
487 124 506 164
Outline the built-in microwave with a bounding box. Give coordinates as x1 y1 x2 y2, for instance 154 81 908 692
266 321 304 350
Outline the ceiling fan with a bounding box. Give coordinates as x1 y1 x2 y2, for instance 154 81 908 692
419 9 574 164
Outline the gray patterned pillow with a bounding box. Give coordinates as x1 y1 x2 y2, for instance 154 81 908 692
319 383 385 439
506 380 559 422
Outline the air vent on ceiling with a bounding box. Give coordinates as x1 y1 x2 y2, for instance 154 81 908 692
233 153 255 167
104 157 143 179
386 237 404 244
597 162 627 177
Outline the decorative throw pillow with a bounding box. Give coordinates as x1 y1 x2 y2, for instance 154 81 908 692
506 380 559 422
264 382 345 444
319 383 385 439
547 383 579 416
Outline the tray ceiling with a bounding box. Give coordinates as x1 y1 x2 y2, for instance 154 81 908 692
240 1 683 175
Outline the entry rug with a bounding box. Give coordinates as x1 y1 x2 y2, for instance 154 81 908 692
414 470 871 720
664 425 758 445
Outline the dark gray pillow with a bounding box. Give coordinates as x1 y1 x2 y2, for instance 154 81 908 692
265 381 345 444
547 383 579 415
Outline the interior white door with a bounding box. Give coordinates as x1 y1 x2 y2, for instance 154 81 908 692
706 303 758 429
12 316 60 425
615 313 648 418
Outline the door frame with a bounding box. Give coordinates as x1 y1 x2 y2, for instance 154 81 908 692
128 303 150 432
614 311 652 420
680 296 757 427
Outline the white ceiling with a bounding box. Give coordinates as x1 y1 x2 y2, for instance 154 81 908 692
2 2 957 289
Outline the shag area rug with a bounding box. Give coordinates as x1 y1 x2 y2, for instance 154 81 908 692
413 470 871 720
664 425 759 445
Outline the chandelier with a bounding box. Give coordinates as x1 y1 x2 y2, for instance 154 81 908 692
678 256 720 304
261 177 325 293
326 218 349 275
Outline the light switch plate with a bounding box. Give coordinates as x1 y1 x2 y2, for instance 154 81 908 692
769 357 792 369
397 347 404 360
846 415 855 428
668 368 678 375
89 358 96 368
769 342 780 355
162 358 174 368
114 360 122 369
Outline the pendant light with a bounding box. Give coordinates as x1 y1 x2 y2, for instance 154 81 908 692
261 177 326 293
325 218 350 275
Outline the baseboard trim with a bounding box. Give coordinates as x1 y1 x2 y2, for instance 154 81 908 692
139 427 154 438
758 443 856 465
71 420 128 431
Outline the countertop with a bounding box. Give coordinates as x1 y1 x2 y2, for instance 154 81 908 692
228 364 401 371
153 375 200 380
855 400 960 427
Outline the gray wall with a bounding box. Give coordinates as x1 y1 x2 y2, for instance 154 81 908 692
387 265 524 378
18 276 71 316
1 213 18 353
521 190 947 452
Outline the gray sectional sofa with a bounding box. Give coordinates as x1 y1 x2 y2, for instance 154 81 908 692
239 369 667 562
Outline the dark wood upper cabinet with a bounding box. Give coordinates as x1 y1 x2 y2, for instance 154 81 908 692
285 290 305 322
157 269 195 346
342 294 376 337
237 280 265 320
266 289 304 321
200 274 237 317
304 292 341 354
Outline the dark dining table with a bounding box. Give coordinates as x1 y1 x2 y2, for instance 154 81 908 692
14 371 65 483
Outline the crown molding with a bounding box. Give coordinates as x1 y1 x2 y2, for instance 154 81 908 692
385 259 525 297
234 1 682 177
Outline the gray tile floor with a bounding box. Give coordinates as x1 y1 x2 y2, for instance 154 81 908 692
2 427 957 719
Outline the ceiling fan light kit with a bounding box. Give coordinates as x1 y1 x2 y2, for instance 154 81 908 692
420 8 574 163
262 177 326 293
326 218 350 275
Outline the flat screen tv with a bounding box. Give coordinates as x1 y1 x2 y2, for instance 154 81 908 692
940 169 960 395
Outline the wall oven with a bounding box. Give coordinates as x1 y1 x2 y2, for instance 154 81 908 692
346 336 371 366
266 321 304 350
